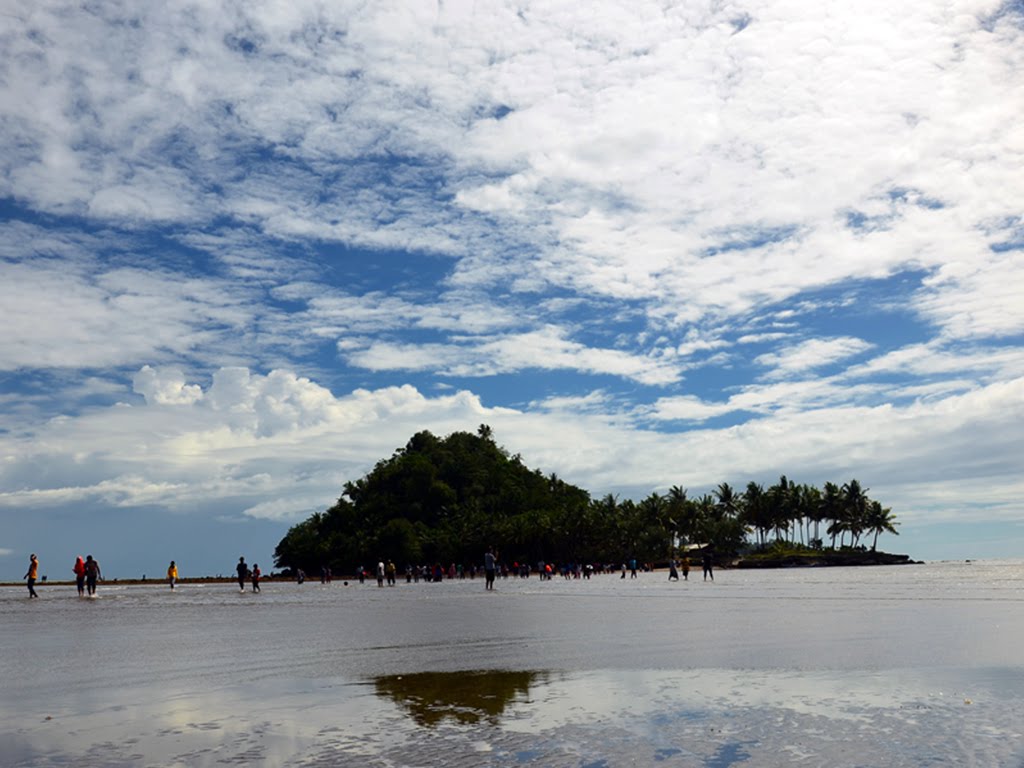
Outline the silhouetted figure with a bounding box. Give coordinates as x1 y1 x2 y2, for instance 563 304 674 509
484 547 496 591
702 550 714 582
84 555 101 595
237 557 248 592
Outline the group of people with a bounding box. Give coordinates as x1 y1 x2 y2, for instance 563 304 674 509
236 557 262 592
22 554 102 598
22 549 717 599
667 552 715 581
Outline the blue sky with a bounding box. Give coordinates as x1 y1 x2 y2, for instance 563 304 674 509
2 0 1023 579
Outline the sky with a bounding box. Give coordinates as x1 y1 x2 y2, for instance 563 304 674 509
1 0 1023 580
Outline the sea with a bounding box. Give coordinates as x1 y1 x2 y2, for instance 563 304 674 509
1 560 1022 767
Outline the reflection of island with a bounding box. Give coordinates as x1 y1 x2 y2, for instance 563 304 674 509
374 670 542 727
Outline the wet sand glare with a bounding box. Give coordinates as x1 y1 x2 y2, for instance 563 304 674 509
2 560 1023 766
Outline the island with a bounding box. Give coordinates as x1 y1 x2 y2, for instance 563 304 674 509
274 426 910 576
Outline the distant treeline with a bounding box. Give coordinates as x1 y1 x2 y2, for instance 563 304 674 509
274 426 898 574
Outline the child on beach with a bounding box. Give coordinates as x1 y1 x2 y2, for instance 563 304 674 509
167 561 178 589
251 563 261 592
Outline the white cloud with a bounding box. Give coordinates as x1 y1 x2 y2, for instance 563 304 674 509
345 326 683 385
756 337 875 377
915 250 1024 340
649 395 738 423
530 390 614 414
133 366 203 406
0 0 1019 334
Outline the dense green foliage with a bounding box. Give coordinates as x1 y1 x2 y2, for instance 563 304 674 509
273 426 898 574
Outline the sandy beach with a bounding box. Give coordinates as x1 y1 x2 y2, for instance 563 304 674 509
2 560 1023 766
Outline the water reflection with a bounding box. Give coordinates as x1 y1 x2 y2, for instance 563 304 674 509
374 670 543 727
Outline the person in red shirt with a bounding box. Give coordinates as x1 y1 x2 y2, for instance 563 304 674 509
73 556 86 596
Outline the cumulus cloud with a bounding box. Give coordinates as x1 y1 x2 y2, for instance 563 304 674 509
133 366 203 406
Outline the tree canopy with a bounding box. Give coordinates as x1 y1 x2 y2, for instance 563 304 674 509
273 426 898 574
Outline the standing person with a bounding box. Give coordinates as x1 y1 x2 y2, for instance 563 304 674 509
251 563 261 592
376 560 385 587
73 556 87 596
167 560 178 589
24 554 39 598
385 560 396 586
630 558 638 579
484 547 496 591
681 556 690 581
236 557 248 592
84 555 101 595
702 549 714 582
668 559 679 581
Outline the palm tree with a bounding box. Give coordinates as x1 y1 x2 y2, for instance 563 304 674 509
841 480 869 548
865 501 899 551
741 482 768 547
714 482 739 519
767 475 793 542
821 482 844 548
800 484 824 547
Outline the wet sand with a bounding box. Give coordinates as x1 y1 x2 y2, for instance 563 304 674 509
2 561 1023 766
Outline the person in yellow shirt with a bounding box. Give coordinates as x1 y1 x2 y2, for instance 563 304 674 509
167 560 178 589
24 553 39 598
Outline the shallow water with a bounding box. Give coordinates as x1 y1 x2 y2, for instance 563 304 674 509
2 561 1023 766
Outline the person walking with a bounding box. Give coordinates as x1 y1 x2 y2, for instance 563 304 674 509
167 560 178 589
251 563 261 592
84 555 102 595
24 554 39 598
484 547 496 591
73 556 87 595
236 557 248 592
702 549 714 582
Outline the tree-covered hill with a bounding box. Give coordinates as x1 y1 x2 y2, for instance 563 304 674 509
274 426 594 573
274 426 899 575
